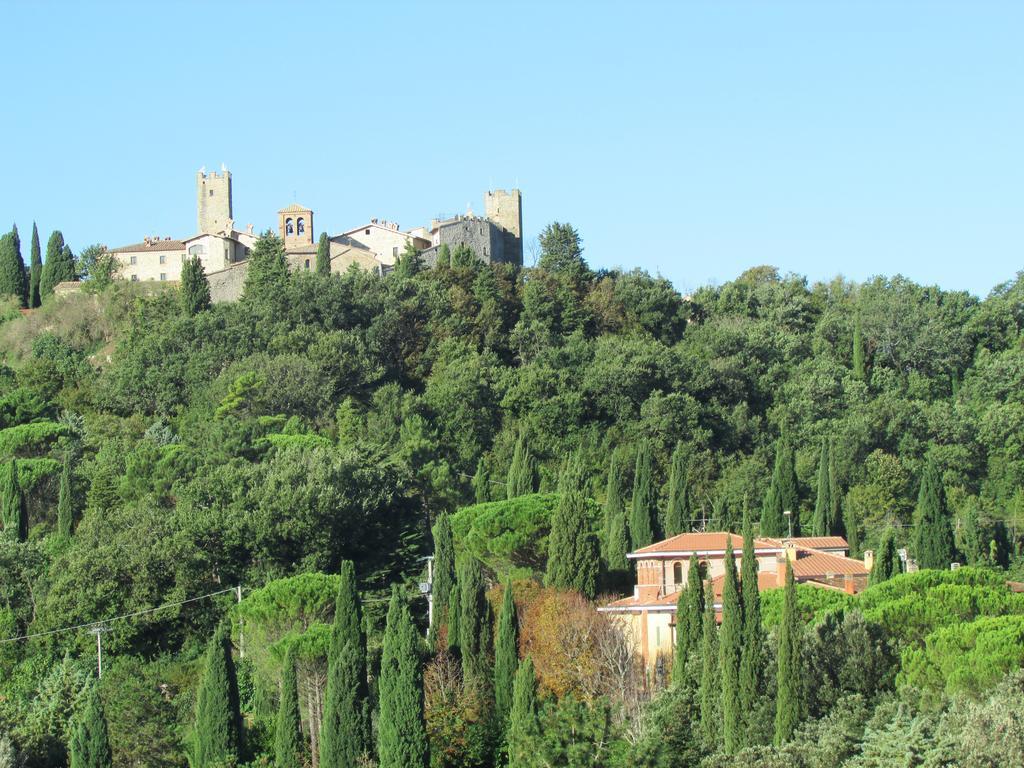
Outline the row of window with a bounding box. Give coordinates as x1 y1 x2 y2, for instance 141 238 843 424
284 217 306 236
129 274 169 282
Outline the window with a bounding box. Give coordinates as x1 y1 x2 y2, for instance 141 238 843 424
673 562 683 587
159 254 166 264
159 273 167 281
209 189 214 197
297 217 305 235
304 259 310 270
188 244 205 256
365 228 370 235
393 246 398 258
129 255 137 265
130 274 139 282
285 218 294 235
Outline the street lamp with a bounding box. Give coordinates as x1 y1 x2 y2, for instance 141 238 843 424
783 509 793 539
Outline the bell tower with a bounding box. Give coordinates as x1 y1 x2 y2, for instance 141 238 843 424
278 204 314 250
197 167 233 234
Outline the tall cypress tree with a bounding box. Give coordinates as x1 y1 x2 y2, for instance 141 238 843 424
506 657 539 768
459 555 492 689
774 560 803 746
193 622 242 768
377 586 429 768
69 684 112 768
828 440 843 537
673 556 704 685
719 537 743 753
852 312 866 381
602 450 625 561
430 514 457 650
274 647 303 768
843 494 860 558
665 441 689 537
494 583 519 728
870 527 899 585
546 454 599 599
0 231 24 305
913 456 956 570
473 457 490 504
812 439 831 536
698 579 720 749
630 442 656 549
39 231 75 297
57 457 74 537
761 438 798 537
2 461 26 542
738 511 763 745
446 585 461 657
506 432 535 499
180 255 211 314
29 222 41 308
320 560 369 768
316 231 332 275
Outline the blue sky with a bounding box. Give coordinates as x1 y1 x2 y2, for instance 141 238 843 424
1 1 1021 297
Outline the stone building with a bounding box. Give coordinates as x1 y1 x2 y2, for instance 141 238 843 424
342 220 430 267
418 189 523 267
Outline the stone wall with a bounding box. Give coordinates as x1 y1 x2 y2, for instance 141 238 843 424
207 262 249 303
420 218 514 267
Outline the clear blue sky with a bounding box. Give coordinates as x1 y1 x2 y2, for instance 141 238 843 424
2 1 1021 297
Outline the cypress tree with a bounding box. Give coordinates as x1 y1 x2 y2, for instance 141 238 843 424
762 438 798 537
1 461 26 542
446 584 461 657
672 555 704 683
29 222 41 308
630 442 656 549
69 684 112 768
546 454 599 598
913 456 956 570
852 312 866 381
602 450 625 561
843 494 861 558
473 457 490 504
605 506 629 589
377 586 429 768
506 657 539 768
506 432 535 499
760 484 783 539
193 622 242 768
429 514 456 650
459 555 492 689
870 527 898 585
274 647 303 768
812 439 831 536
719 537 743 753
0 231 24 305
774 560 803 746
315 231 332 275
698 579 720 749
40 231 75 297
828 440 843 537
738 511 763 744
665 441 689 537
494 583 519 727
57 458 73 537
180 255 211 315
320 560 369 768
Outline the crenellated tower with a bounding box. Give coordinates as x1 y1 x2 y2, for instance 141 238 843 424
196 168 233 234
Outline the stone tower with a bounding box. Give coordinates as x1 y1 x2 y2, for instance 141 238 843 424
278 204 314 250
196 168 233 234
485 189 523 265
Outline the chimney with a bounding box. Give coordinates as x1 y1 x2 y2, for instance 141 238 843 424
785 540 798 561
863 550 874 571
775 556 787 587
246 223 254 235
844 574 856 595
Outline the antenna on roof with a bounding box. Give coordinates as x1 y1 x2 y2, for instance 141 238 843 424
221 162 227 173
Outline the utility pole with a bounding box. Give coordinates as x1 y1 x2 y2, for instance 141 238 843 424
236 585 244 659
418 555 434 639
89 625 112 679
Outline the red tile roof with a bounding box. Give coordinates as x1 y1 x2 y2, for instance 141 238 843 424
789 550 868 578
630 532 779 556
763 536 849 550
109 239 185 253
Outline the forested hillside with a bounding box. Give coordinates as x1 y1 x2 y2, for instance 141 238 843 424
0 224 1023 766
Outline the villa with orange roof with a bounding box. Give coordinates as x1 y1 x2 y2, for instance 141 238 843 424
599 531 870 669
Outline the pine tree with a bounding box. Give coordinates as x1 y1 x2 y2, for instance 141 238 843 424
1 461 26 542
719 537 743 753
698 579 720 749
852 312 866 381
506 432 535 499
473 457 490 504
320 560 369 768
180 255 211 314
602 450 625 561
630 442 656 549
69 684 112 768
243 232 289 304
546 454 599 598
40 231 75 297
506 657 539 768
429 514 456 650
665 441 689 536
673 556 704 686
774 560 803 746
193 622 242 768
870 527 898 585
738 510 763 745
29 222 41 308
0 231 25 305
316 231 331 275
812 439 831 536
494 583 519 728
377 586 429 768
913 456 956 570
57 457 74 537
459 555 492 689
274 647 303 768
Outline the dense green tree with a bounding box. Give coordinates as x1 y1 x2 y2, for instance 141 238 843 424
459 555 492 688
193 622 242 768
812 439 832 536
774 560 803 745
494 582 519 728
1 460 26 542
852 311 866 380
0 229 25 306
29 222 41 308
69 684 112 768
630 441 656 549
377 586 429 768
180 255 211 315
545 454 599 598
674 556 704 684
446 583 461 657
602 450 625 560
430 514 456 650
762 438 798 537
913 456 956 569
665 441 689 536
39 230 75 297
473 457 490 504
394 239 422 278
537 222 587 282
274 647 303 768
242 232 288 304
320 560 369 768
738 513 763 744
869 527 899 585
698 579 720 748
57 457 73 537
316 231 331 275
720 537 743 753
506 432 536 499
506 657 539 768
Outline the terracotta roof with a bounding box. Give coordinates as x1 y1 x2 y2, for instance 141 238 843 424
764 536 849 550
278 203 311 213
108 239 185 253
630 532 777 557
709 570 781 599
789 550 868 578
